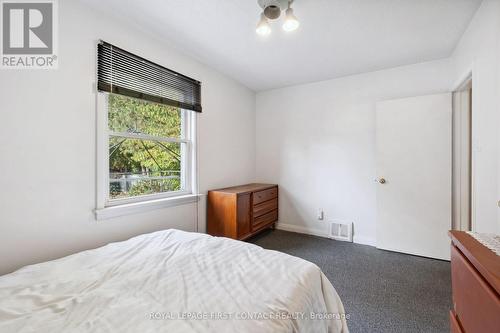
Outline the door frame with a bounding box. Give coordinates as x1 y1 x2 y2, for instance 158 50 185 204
452 71 474 231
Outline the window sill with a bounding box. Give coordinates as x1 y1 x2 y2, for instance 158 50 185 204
95 194 202 221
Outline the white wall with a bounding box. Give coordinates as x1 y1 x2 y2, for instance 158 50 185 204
0 0 255 275
451 0 500 234
256 59 454 245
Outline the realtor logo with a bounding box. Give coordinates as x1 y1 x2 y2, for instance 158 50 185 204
1 0 58 69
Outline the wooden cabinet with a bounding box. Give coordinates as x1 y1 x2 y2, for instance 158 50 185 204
448 231 500 333
207 184 278 240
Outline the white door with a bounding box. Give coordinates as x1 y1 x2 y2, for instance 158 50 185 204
376 93 452 260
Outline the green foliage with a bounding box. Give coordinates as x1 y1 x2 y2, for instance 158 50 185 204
127 178 181 197
108 94 182 199
108 94 181 137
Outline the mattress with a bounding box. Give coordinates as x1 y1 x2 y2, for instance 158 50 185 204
0 229 349 332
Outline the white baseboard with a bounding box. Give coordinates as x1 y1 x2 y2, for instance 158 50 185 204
276 222 376 247
352 235 377 247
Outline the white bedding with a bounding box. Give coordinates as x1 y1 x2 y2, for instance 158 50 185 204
0 229 348 333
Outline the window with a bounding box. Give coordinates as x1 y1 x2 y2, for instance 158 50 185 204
95 41 201 217
106 94 193 204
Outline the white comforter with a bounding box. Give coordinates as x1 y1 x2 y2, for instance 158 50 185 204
0 229 348 333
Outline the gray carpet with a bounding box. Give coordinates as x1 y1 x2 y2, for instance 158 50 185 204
248 229 451 333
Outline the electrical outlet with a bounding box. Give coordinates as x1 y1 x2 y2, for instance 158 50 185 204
317 209 324 221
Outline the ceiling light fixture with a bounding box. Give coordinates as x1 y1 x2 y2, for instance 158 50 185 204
256 0 299 36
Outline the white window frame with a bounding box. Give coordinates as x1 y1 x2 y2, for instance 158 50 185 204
95 93 198 220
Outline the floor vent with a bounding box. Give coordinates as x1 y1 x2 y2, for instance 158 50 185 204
329 221 353 242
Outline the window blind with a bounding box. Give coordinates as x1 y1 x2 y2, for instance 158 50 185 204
97 41 202 112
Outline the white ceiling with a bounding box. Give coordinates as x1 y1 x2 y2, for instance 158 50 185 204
81 0 482 91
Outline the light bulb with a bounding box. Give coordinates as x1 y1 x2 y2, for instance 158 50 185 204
256 13 271 36
283 7 299 32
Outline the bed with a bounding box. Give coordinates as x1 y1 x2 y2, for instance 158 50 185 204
0 229 349 332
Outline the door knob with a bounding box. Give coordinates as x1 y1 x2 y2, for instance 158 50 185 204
378 178 386 184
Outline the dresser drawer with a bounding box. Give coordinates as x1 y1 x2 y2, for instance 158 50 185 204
253 187 278 205
253 198 278 217
253 209 278 230
451 245 500 333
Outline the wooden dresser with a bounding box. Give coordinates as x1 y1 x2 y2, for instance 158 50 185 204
448 231 500 333
207 183 278 240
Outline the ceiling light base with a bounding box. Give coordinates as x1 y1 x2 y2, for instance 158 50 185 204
257 0 289 13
